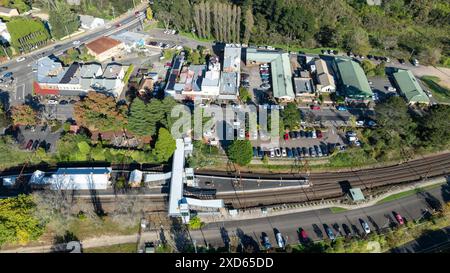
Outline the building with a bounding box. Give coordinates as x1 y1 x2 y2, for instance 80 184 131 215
85 36 124 62
29 168 112 190
79 15 105 30
313 59 336 93
333 57 373 102
220 44 242 100
35 57 126 97
246 48 295 101
0 19 11 43
0 6 19 17
111 31 148 51
294 77 315 97
393 69 430 104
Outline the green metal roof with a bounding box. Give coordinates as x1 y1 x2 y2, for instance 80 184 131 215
335 57 373 99
246 49 295 99
349 188 365 201
393 69 430 104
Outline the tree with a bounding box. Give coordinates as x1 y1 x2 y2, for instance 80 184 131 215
419 105 450 148
419 47 442 66
188 216 204 230
361 60 376 76
238 87 251 103
73 92 127 132
153 128 176 162
227 140 253 166
344 27 371 55
10 104 38 126
243 8 254 44
281 103 301 130
146 6 153 20
48 0 80 39
0 195 44 246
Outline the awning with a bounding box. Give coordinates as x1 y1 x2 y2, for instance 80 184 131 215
33 82 59 95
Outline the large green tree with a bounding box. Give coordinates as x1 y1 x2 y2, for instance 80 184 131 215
152 128 176 162
227 139 253 166
419 105 450 148
48 0 80 39
282 102 301 130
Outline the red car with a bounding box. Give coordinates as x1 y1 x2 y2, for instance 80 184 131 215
316 130 323 138
298 228 308 241
25 139 33 150
115 23 122 28
395 213 404 225
310 105 321 110
284 133 289 141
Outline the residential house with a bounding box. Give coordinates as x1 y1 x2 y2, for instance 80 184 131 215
0 19 11 43
85 36 124 62
0 7 19 17
393 69 430 105
313 59 336 93
79 15 105 30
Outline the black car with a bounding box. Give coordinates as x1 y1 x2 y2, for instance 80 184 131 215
398 58 405 64
302 147 309 157
258 147 264 158
367 55 373 59
373 56 379 61
69 99 77 104
294 131 300 139
253 147 258 157
59 100 68 105
289 131 295 139
320 145 329 156
296 147 303 157
292 147 298 157
32 140 40 150
299 130 305 138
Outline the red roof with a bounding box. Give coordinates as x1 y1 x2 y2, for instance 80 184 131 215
86 36 122 55
33 82 59 95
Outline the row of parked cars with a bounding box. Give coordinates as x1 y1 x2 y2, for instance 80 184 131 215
284 129 323 140
253 144 331 159
24 139 51 151
260 63 271 90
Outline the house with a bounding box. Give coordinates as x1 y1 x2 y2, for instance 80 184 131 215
0 20 11 43
393 69 430 105
313 59 336 93
111 31 148 51
0 7 19 17
333 57 373 102
85 36 124 62
79 15 105 30
246 48 295 101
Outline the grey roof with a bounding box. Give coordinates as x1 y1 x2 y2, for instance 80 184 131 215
220 72 238 95
189 65 205 92
80 63 102 78
111 31 148 46
37 57 66 83
102 63 123 79
294 77 314 94
59 63 81 84
89 78 121 93
223 45 241 72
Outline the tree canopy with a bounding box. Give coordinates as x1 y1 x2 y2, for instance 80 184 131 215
227 140 253 166
10 104 38 126
281 102 301 130
152 128 176 162
48 0 80 39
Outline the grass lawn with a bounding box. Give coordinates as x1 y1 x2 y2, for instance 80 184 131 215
376 182 445 204
83 243 137 253
421 76 450 104
143 20 158 31
66 217 139 240
329 207 348 213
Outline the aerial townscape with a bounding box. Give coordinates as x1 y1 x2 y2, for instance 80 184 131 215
0 0 449 259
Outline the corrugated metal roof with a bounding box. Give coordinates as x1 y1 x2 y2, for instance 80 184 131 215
393 69 430 104
335 57 373 99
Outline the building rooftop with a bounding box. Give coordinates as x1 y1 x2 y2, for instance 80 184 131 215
80 63 102 78
111 31 148 46
335 57 373 100
102 63 123 79
223 44 241 73
393 69 430 104
168 139 186 216
59 63 81 84
86 36 122 55
37 56 66 83
294 77 314 94
221 72 238 95
315 59 330 75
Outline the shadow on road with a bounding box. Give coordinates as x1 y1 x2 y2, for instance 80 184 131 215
236 228 260 253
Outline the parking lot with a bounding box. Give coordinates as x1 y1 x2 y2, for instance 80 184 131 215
242 64 273 105
18 125 61 153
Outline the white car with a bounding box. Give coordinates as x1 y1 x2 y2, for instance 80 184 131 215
47 100 58 105
276 232 285 248
281 147 287 157
312 130 317 138
251 130 258 140
356 120 365 126
361 221 371 234
387 86 396 92
171 30 176 35
16 57 26 62
269 148 275 158
239 128 245 138
72 40 80 45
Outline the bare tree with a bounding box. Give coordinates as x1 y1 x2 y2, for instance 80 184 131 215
231 5 237 43
110 195 145 228
205 1 211 38
198 1 206 38
213 2 219 40
236 6 241 43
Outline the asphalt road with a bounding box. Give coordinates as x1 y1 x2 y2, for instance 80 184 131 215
189 183 450 251
392 225 450 253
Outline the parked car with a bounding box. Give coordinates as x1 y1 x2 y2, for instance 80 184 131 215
275 232 285 248
296 147 303 157
398 58 405 64
292 147 298 158
361 220 371 234
25 139 33 150
258 147 264 158
320 145 328 156
270 148 275 158
298 228 308 241
394 213 404 225
253 147 258 157
2 72 13 78
72 40 81 45
16 56 26 62
309 147 316 157
262 235 272 249
311 130 317 139
386 86 396 92
59 100 68 105
281 147 287 157
356 120 364 126
261 83 271 89
274 148 281 157
32 140 40 150
302 147 309 157
47 100 58 105
299 130 305 138
284 133 289 141
325 227 335 240
315 145 323 157
336 105 347 111
287 148 293 158
316 130 323 138
310 105 321 110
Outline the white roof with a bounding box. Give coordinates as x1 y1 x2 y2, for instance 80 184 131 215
184 197 224 209
168 139 185 216
129 169 143 183
144 172 172 182
45 167 111 190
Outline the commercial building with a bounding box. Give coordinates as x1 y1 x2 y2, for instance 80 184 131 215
245 48 295 101
34 56 126 97
393 69 430 104
333 57 373 102
111 31 148 51
85 36 124 62
220 44 242 100
294 77 315 97
79 15 106 30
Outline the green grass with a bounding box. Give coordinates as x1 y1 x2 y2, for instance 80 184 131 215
143 21 158 31
178 31 215 43
123 64 135 85
330 207 348 213
421 76 450 104
83 243 137 253
66 217 139 240
377 182 445 204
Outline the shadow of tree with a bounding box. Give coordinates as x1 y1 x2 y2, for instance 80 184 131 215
236 228 260 253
